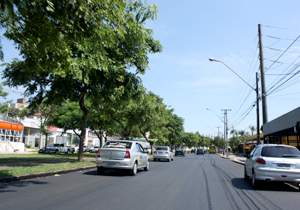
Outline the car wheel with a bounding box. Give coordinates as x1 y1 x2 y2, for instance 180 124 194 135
244 166 249 180
55 150 59 154
130 162 137 176
252 171 261 189
144 160 150 171
172 158 174 161
167 158 170 162
97 167 105 175
153 158 156 161
89 150 92 153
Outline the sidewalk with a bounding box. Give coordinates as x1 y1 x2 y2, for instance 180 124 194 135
217 153 246 165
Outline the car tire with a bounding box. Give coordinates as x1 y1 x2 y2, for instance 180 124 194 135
153 158 156 161
244 166 249 180
167 158 170 162
172 158 174 161
252 171 261 189
130 162 137 176
55 150 59 154
97 167 105 175
144 161 149 171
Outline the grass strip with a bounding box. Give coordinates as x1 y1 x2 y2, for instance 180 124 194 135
0 161 95 178
0 153 96 159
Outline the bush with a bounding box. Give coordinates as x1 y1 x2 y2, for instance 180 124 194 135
25 145 31 149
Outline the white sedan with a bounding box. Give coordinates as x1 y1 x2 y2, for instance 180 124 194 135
245 144 300 189
96 140 149 176
153 146 174 162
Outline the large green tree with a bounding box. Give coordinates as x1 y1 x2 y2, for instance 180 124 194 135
1 0 162 161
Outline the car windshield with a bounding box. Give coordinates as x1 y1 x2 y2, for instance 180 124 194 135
103 141 132 149
157 148 167 150
50 144 59 147
261 146 300 158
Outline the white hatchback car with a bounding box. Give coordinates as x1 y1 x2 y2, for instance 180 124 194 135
153 146 174 162
96 140 149 176
245 144 300 189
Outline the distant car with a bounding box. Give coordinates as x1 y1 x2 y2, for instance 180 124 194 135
77 146 89 153
65 146 75 154
96 140 149 176
245 144 300 189
175 148 185 156
38 147 45 153
196 148 204 155
90 146 100 153
153 146 174 162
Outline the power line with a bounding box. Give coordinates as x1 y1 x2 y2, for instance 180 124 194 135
265 34 300 72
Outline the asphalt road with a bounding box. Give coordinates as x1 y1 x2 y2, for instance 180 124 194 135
0 153 299 210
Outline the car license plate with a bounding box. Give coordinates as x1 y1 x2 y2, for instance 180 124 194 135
107 163 116 166
277 164 290 168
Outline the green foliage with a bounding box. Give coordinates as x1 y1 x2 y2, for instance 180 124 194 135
212 136 225 148
1 0 162 162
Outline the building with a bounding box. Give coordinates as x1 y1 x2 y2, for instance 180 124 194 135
0 113 24 152
262 106 300 150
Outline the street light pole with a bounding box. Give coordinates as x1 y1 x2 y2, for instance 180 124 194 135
209 58 261 145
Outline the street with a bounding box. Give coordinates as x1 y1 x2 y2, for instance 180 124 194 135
0 154 299 210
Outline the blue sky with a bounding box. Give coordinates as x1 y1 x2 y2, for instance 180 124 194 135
1 0 300 138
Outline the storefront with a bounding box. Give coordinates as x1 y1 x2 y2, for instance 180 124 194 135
262 106 300 150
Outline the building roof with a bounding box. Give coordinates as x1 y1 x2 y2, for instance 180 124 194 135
262 106 300 136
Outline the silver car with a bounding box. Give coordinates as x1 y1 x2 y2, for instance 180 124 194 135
245 144 300 189
90 146 100 153
153 146 174 162
96 140 149 176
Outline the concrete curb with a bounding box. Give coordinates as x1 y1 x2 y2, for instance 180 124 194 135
218 154 245 165
0 165 95 184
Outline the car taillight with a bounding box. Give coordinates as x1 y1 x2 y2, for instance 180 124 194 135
256 158 266 164
154 151 157 154
165 152 169 154
124 150 130 158
96 149 100 157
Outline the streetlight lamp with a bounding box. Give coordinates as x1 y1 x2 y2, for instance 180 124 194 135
207 108 229 157
209 58 261 146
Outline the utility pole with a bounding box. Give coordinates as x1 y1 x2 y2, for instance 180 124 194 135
258 24 268 126
256 72 260 145
216 126 221 137
221 109 231 157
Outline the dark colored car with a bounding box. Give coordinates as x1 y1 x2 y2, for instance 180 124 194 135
197 148 204 155
175 148 185 156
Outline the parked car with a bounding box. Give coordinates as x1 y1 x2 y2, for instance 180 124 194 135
244 144 300 189
175 148 185 156
38 147 46 153
96 140 149 176
77 146 89 153
90 146 100 153
196 148 204 155
45 144 69 154
153 146 174 162
65 146 75 154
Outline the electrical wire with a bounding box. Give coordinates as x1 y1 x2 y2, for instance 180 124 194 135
265 34 300 72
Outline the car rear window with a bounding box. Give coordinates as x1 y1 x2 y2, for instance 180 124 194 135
261 146 300 158
157 147 168 150
103 141 132 149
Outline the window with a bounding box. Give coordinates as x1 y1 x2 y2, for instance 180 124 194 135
103 141 132 149
250 147 257 156
157 147 168 150
262 146 300 158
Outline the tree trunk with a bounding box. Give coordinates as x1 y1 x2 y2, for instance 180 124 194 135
78 86 89 162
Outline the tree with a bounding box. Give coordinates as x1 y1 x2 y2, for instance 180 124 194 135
249 125 256 135
165 110 184 149
1 0 162 162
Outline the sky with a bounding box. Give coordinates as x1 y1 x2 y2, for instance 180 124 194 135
1 0 300 138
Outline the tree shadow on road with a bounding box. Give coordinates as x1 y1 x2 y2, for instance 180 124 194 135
0 180 49 193
231 178 299 192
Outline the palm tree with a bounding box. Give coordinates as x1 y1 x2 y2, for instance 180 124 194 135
249 125 256 135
